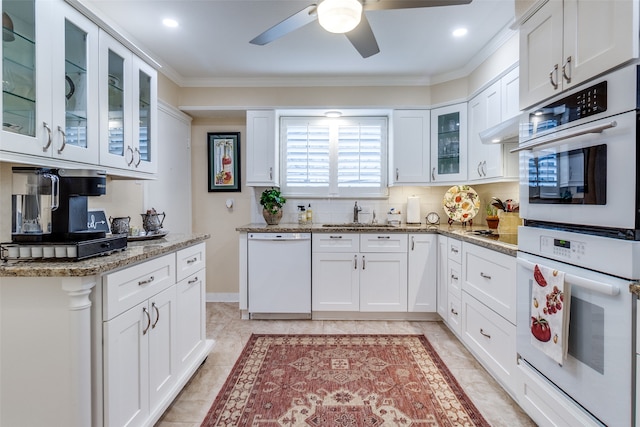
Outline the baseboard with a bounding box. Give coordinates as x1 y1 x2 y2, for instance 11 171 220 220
207 292 239 302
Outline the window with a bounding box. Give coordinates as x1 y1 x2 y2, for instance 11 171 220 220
280 116 388 197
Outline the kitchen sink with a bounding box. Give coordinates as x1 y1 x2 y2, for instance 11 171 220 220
321 223 397 228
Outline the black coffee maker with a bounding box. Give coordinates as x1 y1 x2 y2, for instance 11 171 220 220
12 167 108 242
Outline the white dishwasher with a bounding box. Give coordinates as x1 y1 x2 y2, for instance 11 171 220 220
248 232 311 318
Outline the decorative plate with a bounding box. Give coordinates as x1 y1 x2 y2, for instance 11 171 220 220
442 185 480 223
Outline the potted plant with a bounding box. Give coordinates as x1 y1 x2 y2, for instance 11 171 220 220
260 187 286 225
486 204 499 229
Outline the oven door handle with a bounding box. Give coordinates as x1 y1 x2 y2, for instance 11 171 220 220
517 258 620 296
510 120 617 153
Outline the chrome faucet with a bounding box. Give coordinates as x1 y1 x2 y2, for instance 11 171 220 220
353 201 362 223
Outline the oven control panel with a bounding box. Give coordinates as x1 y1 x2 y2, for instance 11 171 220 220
540 235 586 261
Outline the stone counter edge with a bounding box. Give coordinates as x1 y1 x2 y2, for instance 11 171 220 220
0 233 210 278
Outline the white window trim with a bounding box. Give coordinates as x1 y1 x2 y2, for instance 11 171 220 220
279 116 389 198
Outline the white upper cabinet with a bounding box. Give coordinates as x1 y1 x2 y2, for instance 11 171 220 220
430 103 467 183
99 31 157 174
467 67 519 182
519 0 638 109
1 0 100 164
246 110 278 186
391 110 430 184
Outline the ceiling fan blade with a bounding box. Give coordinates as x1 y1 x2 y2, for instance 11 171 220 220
345 14 380 58
363 0 472 11
250 4 318 45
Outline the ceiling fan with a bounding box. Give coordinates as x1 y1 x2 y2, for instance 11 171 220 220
250 0 473 58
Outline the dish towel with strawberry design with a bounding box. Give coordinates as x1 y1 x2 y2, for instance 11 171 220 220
530 263 571 365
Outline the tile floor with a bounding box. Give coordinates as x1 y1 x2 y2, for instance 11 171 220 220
155 302 536 427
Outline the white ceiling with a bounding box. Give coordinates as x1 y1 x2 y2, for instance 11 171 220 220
78 0 517 87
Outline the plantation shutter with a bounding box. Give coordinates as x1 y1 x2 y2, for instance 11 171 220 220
281 116 387 197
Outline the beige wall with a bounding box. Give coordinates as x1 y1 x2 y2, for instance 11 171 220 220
158 73 181 109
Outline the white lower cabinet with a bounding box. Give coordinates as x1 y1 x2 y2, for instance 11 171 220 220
407 234 437 312
461 292 516 394
104 285 177 427
312 233 408 312
436 236 449 318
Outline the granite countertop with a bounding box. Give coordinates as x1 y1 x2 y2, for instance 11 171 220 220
236 223 517 256
0 233 210 278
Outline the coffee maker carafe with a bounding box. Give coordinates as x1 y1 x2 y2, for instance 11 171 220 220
11 167 59 242
11 167 108 242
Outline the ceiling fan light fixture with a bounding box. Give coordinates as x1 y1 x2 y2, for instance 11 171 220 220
318 0 363 34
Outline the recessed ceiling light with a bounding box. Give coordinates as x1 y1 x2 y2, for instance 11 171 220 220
162 18 179 28
452 28 468 37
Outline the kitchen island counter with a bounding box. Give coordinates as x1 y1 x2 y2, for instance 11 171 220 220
236 223 517 256
0 233 210 277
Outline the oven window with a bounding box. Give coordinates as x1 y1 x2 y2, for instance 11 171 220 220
528 144 607 204
568 296 605 374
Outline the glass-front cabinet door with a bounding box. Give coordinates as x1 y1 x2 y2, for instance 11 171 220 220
430 103 467 183
132 56 157 173
1 0 98 162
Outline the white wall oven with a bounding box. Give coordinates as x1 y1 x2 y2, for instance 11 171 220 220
516 64 640 239
516 64 640 426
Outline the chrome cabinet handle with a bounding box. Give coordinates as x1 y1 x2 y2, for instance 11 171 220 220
126 146 135 166
134 147 142 167
411 236 415 251
480 328 491 339
562 56 572 83
431 167 436 181
142 307 151 335
269 167 273 180
482 160 487 176
362 255 365 270
451 274 458 281
151 302 160 329
186 257 198 264
480 272 492 279
329 235 343 239
450 308 458 316
188 276 199 285
354 254 358 270
57 126 66 154
450 247 459 254
549 64 559 89
377 236 390 239
477 162 482 177
396 168 399 181
138 276 155 286
42 122 53 151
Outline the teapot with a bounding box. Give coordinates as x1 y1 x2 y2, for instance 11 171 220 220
141 208 165 233
109 216 131 235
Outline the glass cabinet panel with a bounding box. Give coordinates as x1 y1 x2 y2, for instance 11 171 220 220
436 112 460 175
2 1 36 137
138 69 151 163
107 49 125 157
64 19 87 148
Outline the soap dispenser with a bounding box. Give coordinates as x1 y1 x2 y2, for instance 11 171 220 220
297 205 307 224
306 204 313 224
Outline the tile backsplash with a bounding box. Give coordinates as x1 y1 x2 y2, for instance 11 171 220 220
251 181 519 226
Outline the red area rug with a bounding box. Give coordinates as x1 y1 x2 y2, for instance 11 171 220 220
201 334 490 426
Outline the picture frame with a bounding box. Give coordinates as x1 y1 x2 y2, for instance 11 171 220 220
87 209 110 233
208 132 241 192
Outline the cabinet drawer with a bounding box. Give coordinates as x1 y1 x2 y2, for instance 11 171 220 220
103 254 175 320
312 234 359 252
360 233 407 253
446 292 461 336
448 260 462 299
176 242 206 282
461 292 516 395
463 243 516 324
447 239 462 263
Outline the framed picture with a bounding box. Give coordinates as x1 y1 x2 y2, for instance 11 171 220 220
87 209 110 233
208 132 241 192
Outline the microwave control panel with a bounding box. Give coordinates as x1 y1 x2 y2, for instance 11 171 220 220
539 235 586 261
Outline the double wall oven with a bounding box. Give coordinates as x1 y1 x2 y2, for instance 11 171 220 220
515 64 640 426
